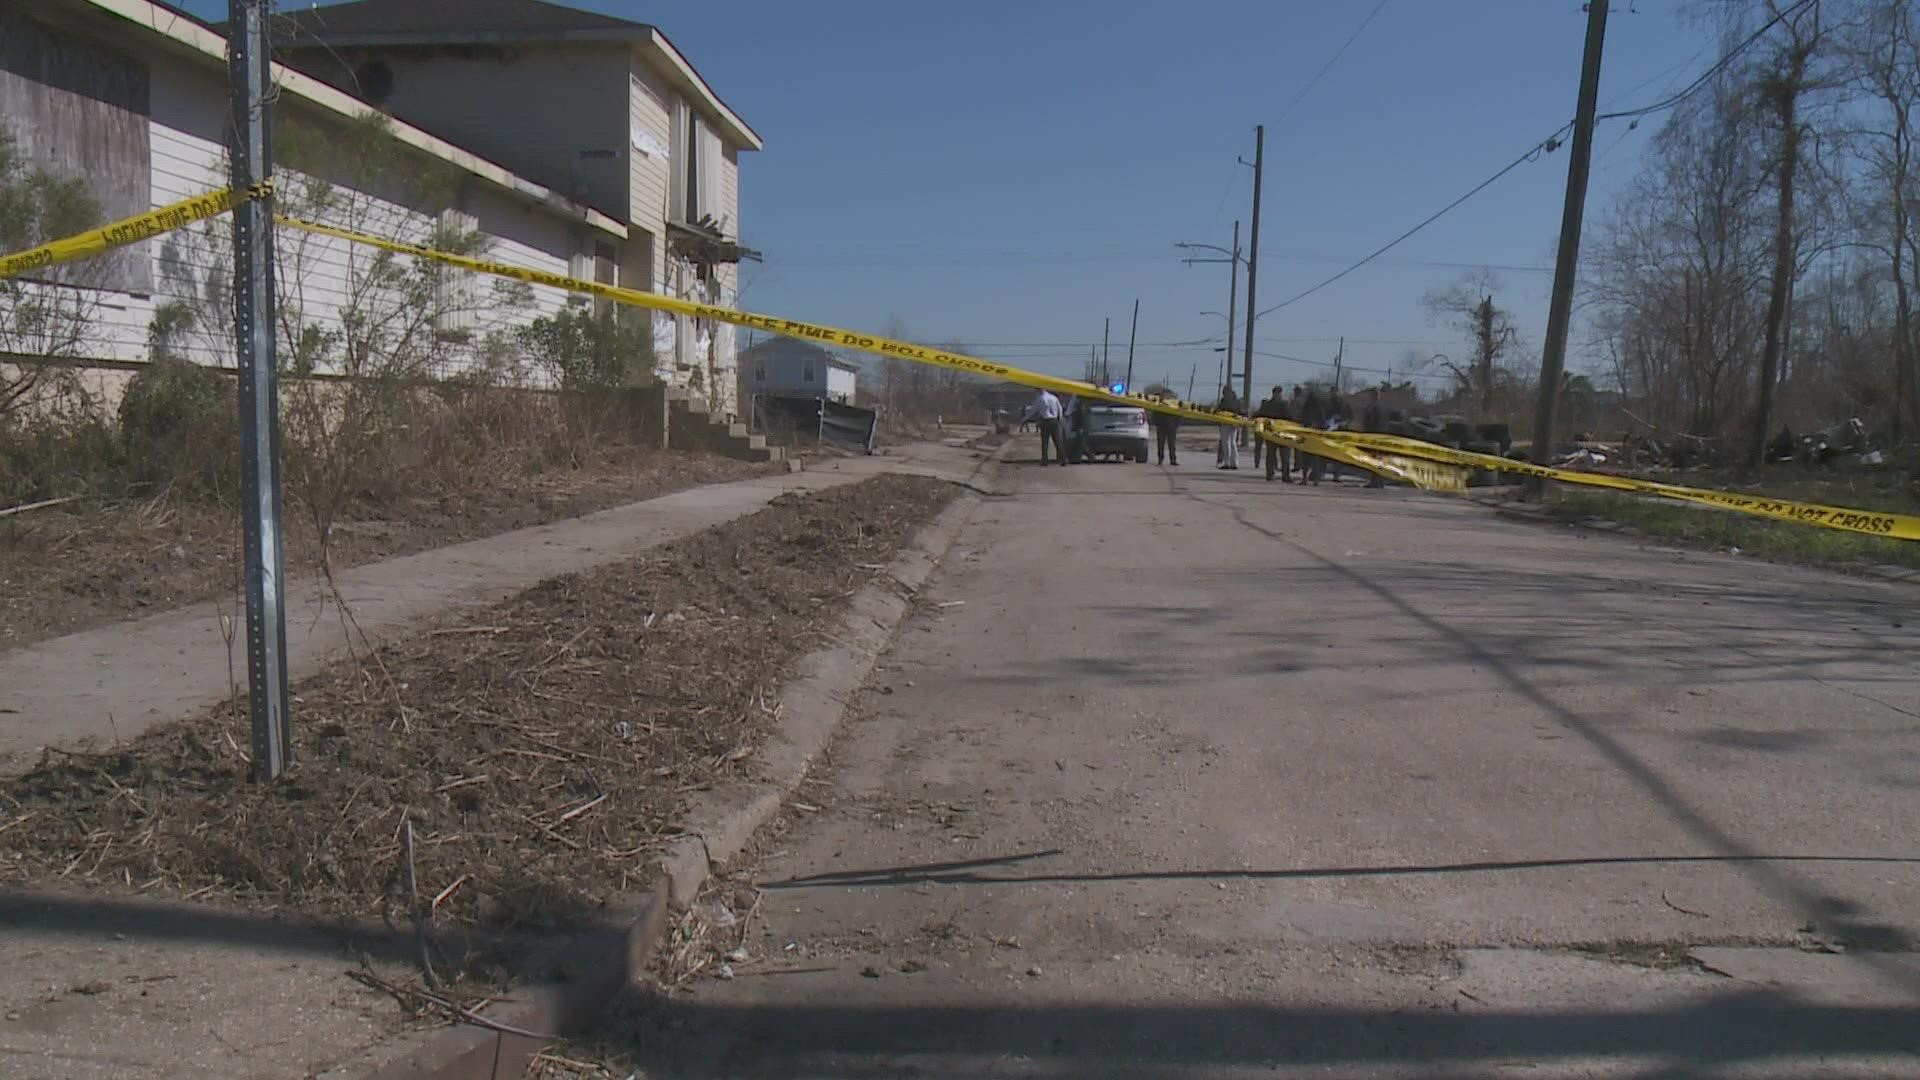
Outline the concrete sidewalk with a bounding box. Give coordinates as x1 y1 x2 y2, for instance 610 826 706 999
0 438 989 772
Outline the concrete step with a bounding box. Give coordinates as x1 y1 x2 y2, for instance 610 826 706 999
665 398 777 463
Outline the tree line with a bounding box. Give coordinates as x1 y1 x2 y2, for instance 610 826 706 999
1586 0 1919 465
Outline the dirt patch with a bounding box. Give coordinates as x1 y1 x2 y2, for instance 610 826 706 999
1560 941 1716 972
0 446 779 651
0 475 955 968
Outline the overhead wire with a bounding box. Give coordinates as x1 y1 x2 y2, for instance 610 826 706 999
1593 0 1816 124
1251 128 1571 319
1248 0 1820 321
1271 0 1393 127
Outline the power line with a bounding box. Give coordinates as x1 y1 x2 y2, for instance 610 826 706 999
1259 335 1457 346
913 338 1216 349
1252 127 1571 319
1249 0 1819 321
1272 0 1393 127
1594 0 1816 124
766 250 1550 272
1248 348 1456 382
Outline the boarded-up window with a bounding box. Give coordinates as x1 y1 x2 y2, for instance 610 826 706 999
591 239 616 319
432 208 481 337
697 121 722 230
0 13 151 293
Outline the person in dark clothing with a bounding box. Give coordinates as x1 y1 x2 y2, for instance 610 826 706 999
1298 388 1327 485
1215 386 1242 469
1360 387 1386 487
1254 385 1293 482
1151 407 1181 466
1324 391 1350 481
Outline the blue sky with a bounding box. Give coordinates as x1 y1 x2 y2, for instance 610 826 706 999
185 0 1717 399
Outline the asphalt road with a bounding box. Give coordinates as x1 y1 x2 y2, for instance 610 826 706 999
618 446 1920 1079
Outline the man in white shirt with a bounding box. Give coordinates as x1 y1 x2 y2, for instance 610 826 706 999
1021 388 1067 466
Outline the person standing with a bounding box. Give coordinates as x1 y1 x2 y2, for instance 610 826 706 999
1360 387 1387 488
1298 388 1327 485
1215 385 1241 470
1255 385 1294 482
1325 390 1350 481
1022 388 1066 466
1151 405 1181 466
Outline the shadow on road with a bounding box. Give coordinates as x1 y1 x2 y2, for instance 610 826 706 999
1200 493 1920 991
0 888 573 974
760 848 1920 896
605 991 1920 1079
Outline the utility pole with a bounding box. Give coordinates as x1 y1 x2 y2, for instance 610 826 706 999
1176 222 1241 404
1187 363 1197 402
1240 124 1264 431
1531 0 1608 486
1333 336 1344 391
229 0 291 782
1225 220 1239 405
1124 298 1139 392
1101 317 1111 386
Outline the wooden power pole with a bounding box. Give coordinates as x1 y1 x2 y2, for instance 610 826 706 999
1241 124 1264 430
1124 298 1139 391
1530 0 1608 483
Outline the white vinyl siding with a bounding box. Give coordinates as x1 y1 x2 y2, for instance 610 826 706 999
27 50 600 386
628 62 672 292
719 144 739 239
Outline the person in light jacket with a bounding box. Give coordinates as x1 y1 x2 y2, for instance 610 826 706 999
1022 388 1067 466
1215 386 1241 470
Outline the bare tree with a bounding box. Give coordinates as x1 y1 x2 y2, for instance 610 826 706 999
0 131 105 421
1423 272 1520 414
1586 64 1773 444
157 114 532 559
1845 0 1920 441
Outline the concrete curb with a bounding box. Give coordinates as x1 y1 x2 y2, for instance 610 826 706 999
354 453 994 1079
354 884 670 1080
661 487 979 902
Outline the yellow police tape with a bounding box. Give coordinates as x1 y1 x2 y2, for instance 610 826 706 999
271 212 1920 543
4 187 1913 543
0 186 264 281
1308 427 1920 541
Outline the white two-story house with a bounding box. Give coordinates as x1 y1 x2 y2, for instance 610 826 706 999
3 0 630 387
278 0 763 416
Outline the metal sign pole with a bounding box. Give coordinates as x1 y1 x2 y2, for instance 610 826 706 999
230 0 291 781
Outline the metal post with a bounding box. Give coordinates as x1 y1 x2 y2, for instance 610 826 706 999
1124 298 1139 392
1531 0 1608 483
230 0 291 782
1241 124 1264 427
